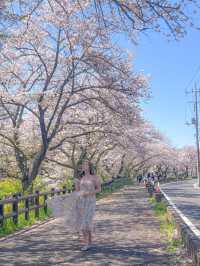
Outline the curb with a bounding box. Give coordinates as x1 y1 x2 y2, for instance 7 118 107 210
194 183 200 189
161 189 200 266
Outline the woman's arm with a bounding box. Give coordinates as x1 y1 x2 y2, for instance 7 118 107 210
75 178 80 191
94 176 101 194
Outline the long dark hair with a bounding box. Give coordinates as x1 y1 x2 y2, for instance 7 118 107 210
89 161 95 175
81 161 95 176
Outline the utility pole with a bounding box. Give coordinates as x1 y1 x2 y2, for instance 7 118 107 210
193 85 200 187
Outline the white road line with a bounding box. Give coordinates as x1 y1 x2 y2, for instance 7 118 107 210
161 179 196 188
161 188 200 238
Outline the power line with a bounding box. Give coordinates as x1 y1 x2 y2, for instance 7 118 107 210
184 65 200 93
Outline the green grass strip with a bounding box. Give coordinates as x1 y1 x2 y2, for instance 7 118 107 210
149 197 182 252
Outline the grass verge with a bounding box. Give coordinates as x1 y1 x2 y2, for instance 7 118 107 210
0 208 51 237
149 196 182 252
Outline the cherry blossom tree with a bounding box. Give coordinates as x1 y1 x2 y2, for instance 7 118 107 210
44 88 143 178
0 0 198 191
1 0 199 42
113 122 165 177
72 0 199 40
177 146 196 178
137 144 196 181
0 1 148 190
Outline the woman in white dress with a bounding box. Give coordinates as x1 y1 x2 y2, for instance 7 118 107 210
75 160 101 251
47 160 101 251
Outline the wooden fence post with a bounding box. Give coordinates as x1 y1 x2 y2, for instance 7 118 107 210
51 188 55 197
13 194 18 225
35 191 40 218
63 185 67 194
0 199 4 227
25 198 29 221
44 194 48 215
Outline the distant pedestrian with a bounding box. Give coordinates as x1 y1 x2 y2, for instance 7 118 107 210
143 176 148 186
147 173 151 181
137 174 143 184
151 173 155 181
157 174 162 181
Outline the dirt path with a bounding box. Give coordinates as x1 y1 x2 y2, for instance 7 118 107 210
0 186 188 265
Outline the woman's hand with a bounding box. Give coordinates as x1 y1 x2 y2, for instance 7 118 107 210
80 191 93 197
80 191 88 197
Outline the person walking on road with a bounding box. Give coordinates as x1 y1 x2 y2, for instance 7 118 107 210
147 172 151 181
47 160 101 252
75 160 102 251
137 174 143 184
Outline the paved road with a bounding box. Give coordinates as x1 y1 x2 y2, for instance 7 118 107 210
0 186 186 266
162 179 200 231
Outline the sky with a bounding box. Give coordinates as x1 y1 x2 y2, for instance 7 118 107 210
119 28 200 148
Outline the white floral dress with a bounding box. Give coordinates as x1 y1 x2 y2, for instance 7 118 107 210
47 178 96 232
77 178 96 231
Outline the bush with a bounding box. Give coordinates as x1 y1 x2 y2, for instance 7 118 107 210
0 177 51 237
0 178 22 199
60 176 73 192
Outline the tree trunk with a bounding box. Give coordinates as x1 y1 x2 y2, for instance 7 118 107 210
118 154 126 177
22 147 47 191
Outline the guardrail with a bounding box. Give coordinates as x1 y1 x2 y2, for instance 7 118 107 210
0 177 117 228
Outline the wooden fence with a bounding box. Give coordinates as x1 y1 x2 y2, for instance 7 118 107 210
0 178 116 227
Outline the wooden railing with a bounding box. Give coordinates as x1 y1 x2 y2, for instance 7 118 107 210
0 177 116 227
0 186 69 227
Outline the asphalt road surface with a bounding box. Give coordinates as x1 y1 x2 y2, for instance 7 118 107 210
162 179 200 230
